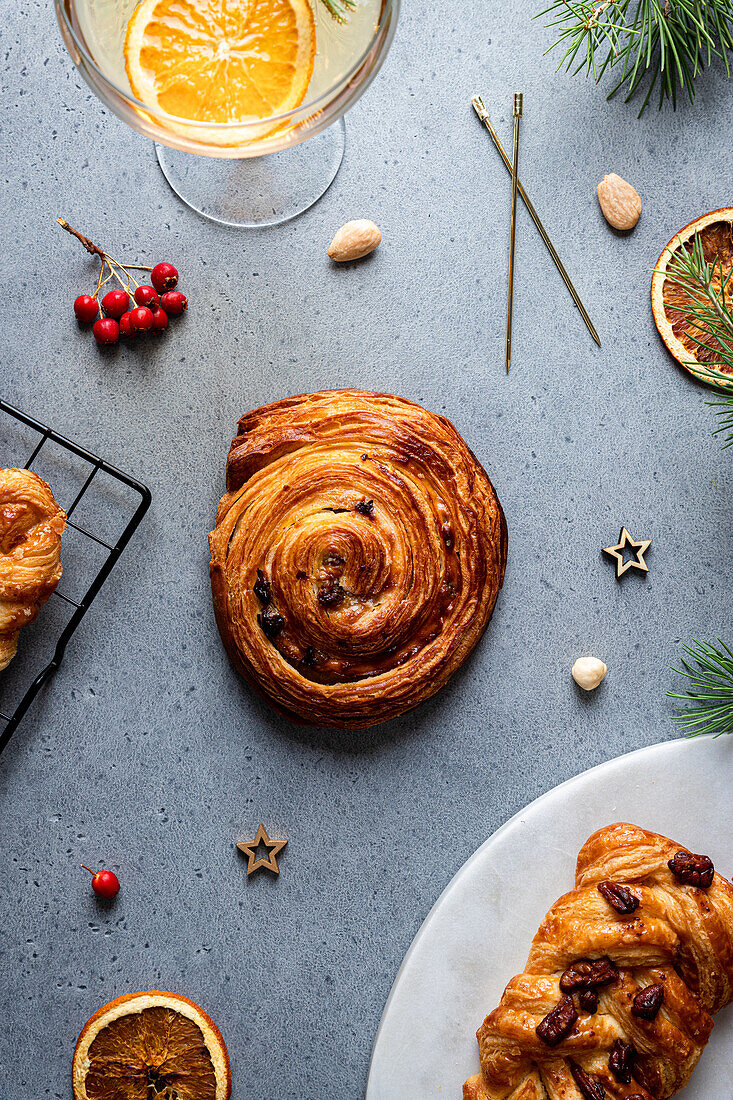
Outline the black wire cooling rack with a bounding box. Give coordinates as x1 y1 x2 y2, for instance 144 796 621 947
0 399 151 755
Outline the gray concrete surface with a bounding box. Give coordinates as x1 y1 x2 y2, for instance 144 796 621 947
1 1 732 1096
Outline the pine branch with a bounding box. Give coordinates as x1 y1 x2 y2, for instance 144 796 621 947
663 229 733 447
319 0 357 22
667 639 733 737
539 0 733 113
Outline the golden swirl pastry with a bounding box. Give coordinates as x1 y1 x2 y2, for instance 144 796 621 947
0 469 66 671
209 390 507 729
464 822 733 1100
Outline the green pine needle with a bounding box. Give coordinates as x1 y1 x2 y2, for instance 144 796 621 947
691 366 733 448
663 228 733 447
538 0 733 114
667 639 733 737
319 0 357 22
709 386 733 448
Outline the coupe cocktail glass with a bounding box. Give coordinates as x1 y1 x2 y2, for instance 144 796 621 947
56 0 399 227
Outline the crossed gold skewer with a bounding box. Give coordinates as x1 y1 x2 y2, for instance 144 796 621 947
472 95 601 351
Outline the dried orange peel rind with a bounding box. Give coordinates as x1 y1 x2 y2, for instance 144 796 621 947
72 990 231 1100
124 0 316 147
651 208 733 387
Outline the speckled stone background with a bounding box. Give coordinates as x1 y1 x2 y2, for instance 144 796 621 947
1 0 732 1096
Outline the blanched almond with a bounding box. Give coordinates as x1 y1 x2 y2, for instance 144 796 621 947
328 219 381 262
597 174 642 231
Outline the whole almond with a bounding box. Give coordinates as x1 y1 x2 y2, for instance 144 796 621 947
597 174 642 231
328 219 381 262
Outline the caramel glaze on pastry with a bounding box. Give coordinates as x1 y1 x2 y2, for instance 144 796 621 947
0 469 66 670
209 390 507 729
464 822 733 1100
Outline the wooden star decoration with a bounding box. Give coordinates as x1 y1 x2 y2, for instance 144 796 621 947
236 824 287 876
602 526 652 579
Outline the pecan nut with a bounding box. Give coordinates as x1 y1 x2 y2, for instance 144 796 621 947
598 881 640 915
668 851 714 888
536 995 578 1046
253 568 271 606
570 1062 605 1100
560 957 619 992
608 1039 635 1084
631 982 664 1020
578 988 599 1013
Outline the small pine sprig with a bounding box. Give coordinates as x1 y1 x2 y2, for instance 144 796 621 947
708 383 733 448
667 639 733 737
690 366 733 448
538 0 733 114
319 0 357 22
664 228 733 447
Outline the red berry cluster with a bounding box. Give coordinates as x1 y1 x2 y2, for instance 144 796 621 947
61 219 188 349
75 263 187 347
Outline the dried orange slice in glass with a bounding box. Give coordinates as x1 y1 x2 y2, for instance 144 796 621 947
651 208 733 385
72 990 231 1100
124 0 316 145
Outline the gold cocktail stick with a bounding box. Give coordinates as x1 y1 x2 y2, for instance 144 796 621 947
506 93 523 373
472 96 601 348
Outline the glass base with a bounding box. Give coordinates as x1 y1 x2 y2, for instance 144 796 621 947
154 119 345 228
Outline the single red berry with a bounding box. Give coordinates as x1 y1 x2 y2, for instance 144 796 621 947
151 307 169 334
134 284 160 309
160 290 188 316
119 311 135 338
129 305 154 333
101 289 130 319
92 317 120 346
151 262 179 294
74 294 99 323
82 865 120 900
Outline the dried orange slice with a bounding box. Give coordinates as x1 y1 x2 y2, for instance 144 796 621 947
124 0 316 145
72 990 231 1100
651 208 733 385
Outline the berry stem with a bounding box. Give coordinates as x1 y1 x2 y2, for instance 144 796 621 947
106 261 135 293
106 255 141 290
92 260 108 301
81 865 95 875
98 267 115 294
57 218 106 260
58 217 144 290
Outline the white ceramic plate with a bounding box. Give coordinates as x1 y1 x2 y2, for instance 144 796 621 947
367 737 733 1100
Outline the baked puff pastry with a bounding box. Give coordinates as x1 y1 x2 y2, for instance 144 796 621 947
0 469 66 670
209 390 507 729
464 822 733 1100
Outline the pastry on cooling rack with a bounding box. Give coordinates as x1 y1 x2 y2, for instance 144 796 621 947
464 822 733 1100
209 389 507 729
0 469 66 671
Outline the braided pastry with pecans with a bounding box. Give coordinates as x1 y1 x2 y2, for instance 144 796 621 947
0 469 66 670
209 390 507 729
464 822 733 1100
